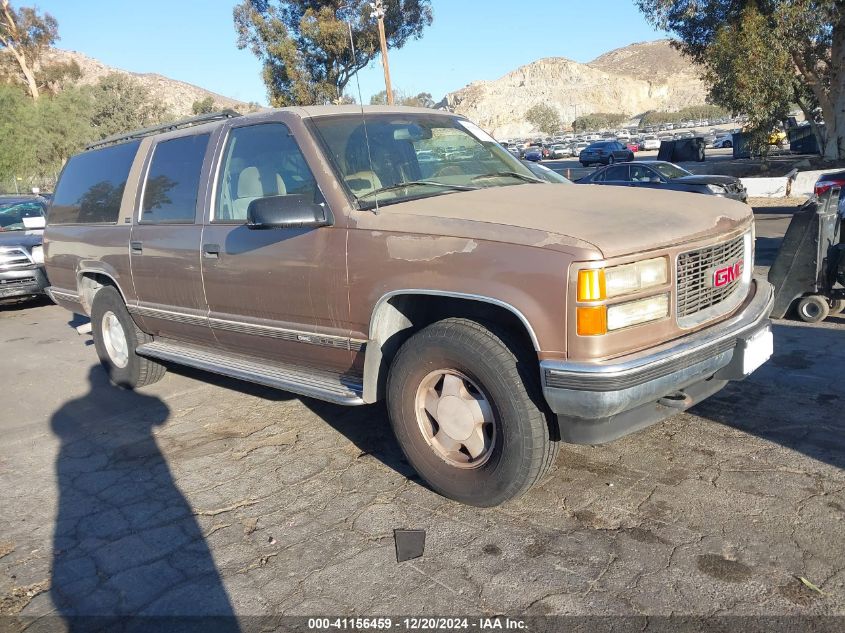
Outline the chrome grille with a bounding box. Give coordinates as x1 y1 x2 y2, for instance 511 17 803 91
0 247 32 270
677 234 746 319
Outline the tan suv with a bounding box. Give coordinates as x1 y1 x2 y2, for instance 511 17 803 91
44 107 774 506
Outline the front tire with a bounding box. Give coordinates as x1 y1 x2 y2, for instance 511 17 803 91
386 318 558 507
91 286 166 388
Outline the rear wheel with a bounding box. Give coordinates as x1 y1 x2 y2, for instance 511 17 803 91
724 140 732 149
386 318 559 507
91 286 166 388
795 295 830 323
607 155 615 165
829 299 845 315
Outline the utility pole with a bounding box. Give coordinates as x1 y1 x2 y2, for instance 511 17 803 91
371 0 394 105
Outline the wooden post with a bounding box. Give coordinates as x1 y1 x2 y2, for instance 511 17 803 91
374 1 394 105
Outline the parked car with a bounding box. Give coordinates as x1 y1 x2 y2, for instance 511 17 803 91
640 136 661 151
549 144 571 159
813 170 845 198
579 141 635 167
576 160 748 203
0 195 49 304
713 134 734 149
523 146 544 162
44 106 773 507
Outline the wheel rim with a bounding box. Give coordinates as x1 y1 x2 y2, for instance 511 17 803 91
101 311 129 368
801 302 821 319
414 369 496 469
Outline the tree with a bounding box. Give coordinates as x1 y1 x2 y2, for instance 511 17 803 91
574 112 628 132
233 0 433 107
192 96 216 114
84 73 171 139
525 103 562 136
370 88 434 106
0 1 58 100
637 0 845 160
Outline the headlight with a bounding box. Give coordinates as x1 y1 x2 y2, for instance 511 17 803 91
604 257 668 298
706 184 725 195
31 245 44 265
607 294 670 331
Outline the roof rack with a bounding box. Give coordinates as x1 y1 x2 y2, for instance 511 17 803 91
84 109 242 151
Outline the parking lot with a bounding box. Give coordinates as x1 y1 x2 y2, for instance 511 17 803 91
1 201 844 626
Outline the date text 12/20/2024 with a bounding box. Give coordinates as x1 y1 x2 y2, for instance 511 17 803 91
307 617 527 630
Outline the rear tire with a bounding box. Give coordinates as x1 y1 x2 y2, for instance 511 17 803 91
724 141 732 149
91 286 166 389
829 299 845 315
795 295 830 323
386 318 559 507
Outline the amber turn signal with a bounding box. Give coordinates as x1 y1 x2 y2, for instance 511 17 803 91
577 269 606 302
577 306 608 336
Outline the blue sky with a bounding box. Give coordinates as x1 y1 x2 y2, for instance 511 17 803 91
34 1 667 105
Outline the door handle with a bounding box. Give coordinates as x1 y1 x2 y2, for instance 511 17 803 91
203 243 221 258
130 241 143 252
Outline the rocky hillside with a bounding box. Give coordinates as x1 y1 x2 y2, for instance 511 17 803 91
440 40 708 138
42 49 250 115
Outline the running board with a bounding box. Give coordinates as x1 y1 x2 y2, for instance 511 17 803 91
136 340 364 405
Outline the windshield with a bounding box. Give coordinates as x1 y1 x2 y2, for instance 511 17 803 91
0 201 46 231
652 163 690 180
310 114 539 209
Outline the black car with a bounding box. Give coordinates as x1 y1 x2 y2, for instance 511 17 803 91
576 161 748 203
579 141 635 167
0 195 49 303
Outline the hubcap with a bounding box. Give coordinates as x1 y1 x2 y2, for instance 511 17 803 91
101 311 129 369
415 370 496 469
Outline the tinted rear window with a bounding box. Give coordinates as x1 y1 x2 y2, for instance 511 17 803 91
141 134 209 224
49 141 140 225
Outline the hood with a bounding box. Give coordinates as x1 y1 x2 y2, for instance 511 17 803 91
0 229 42 250
671 174 741 187
372 183 752 258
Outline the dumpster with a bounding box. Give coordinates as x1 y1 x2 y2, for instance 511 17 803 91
657 137 706 162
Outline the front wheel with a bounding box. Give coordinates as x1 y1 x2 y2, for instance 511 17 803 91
91 286 166 388
386 318 559 507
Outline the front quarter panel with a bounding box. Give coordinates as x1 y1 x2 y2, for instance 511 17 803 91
346 225 575 358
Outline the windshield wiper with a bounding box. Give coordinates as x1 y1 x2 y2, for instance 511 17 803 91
357 180 479 202
470 171 544 184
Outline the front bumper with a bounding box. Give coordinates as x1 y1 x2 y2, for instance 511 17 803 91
541 279 774 444
0 267 49 301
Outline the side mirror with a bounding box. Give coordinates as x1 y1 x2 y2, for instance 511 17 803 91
246 195 330 230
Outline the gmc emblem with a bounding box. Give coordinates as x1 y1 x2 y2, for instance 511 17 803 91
713 260 743 288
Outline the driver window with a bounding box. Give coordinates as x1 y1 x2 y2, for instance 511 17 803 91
630 165 655 182
215 123 318 222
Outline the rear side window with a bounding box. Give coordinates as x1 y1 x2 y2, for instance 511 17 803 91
604 165 629 181
141 134 209 224
50 141 140 225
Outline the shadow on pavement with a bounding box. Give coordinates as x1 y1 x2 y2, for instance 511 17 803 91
49 366 240 632
692 322 845 471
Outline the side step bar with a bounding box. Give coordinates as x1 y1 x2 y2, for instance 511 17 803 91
136 340 364 406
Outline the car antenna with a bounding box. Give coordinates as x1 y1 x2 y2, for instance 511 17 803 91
346 10 380 215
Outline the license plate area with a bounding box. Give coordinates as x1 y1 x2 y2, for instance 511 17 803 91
738 327 773 376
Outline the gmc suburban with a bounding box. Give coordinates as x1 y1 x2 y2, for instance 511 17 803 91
44 107 774 506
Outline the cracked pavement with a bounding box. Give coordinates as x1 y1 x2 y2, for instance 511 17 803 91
1 201 844 625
